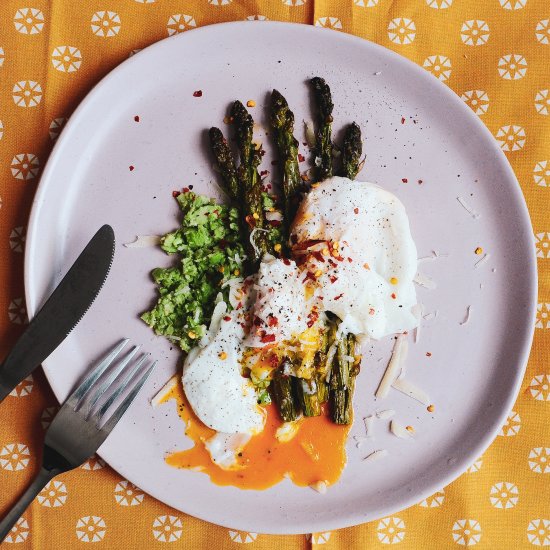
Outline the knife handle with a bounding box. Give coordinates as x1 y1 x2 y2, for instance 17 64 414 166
0 467 58 543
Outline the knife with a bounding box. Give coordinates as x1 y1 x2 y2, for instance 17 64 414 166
0 224 115 403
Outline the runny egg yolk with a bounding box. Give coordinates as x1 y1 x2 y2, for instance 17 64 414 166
161 381 351 490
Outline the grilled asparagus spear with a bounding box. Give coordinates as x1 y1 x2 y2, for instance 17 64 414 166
330 333 358 425
231 100 270 267
340 122 362 180
270 89 302 227
209 127 240 201
271 358 299 422
310 77 334 180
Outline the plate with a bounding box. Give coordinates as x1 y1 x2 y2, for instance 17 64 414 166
25 22 537 534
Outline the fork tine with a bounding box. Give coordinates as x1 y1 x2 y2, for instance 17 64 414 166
69 339 129 407
83 345 141 415
100 361 158 434
92 353 150 421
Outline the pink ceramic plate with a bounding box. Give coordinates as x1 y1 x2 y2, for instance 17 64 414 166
25 22 536 534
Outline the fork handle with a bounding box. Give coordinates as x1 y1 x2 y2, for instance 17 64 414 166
0 467 58 543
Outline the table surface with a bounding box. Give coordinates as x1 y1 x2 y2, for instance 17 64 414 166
0 1 549 548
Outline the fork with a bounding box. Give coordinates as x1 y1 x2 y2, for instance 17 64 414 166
0 339 157 543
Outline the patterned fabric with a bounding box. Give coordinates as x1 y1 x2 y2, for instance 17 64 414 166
0 1 548 548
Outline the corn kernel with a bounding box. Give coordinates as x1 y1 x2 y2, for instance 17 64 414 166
218 266 225 273
475 247 483 255
234 269 240 276
363 263 370 270
188 331 197 339
252 212 260 220
311 182 320 188
218 351 228 360
405 425 415 433
223 116 232 124
390 277 398 285
274 243 282 252
247 100 256 108
427 404 435 413
314 269 323 278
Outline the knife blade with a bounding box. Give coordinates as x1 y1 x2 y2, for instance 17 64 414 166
0 224 115 402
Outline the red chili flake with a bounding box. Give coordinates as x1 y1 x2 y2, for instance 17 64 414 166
334 293 344 300
267 183 272 190
134 115 140 122
283 258 291 266
418 179 423 185
354 207 359 214
329 276 338 284
261 334 276 343
223 316 231 321
304 271 316 282
401 178 408 183
245 214 256 228
260 170 269 177
298 153 305 162
253 316 262 327
270 220 282 227
236 302 243 310
391 293 397 299
290 234 298 245
426 352 432 357
172 191 181 197
183 187 190 193
311 250 325 263
347 257 353 263
369 308 375 315
243 278 253 289
401 117 406 124
267 316 279 327
328 259 337 268
129 165 134 171
193 90 203 97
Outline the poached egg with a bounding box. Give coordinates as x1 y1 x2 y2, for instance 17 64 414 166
181 176 419 444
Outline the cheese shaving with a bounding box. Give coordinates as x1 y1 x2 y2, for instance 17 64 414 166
418 250 449 262
310 480 327 494
363 449 388 463
392 378 431 405
456 196 481 219
414 272 437 289
390 420 413 439
375 409 395 419
459 305 472 326
124 235 162 248
474 253 490 269
411 303 424 343
304 120 316 148
375 334 407 399
363 415 375 438
150 374 179 408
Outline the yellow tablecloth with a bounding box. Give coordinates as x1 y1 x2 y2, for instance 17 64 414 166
0 0 548 548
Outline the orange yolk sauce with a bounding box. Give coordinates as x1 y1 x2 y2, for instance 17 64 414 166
161 381 351 490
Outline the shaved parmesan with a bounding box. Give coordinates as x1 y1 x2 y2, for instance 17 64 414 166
457 196 481 220
304 120 316 148
363 449 388 463
275 420 302 443
474 253 490 269
375 409 395 419
392 378 431 405
418 250 449 262
249 227 269 258
363 415 375 437
124 235 161 248
150 374 179 408
459 305 472 326
376 334 408 399
414 272 437 289
411 303 424 343
390 420 413 439
265 210 283 222
310 480 327 494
